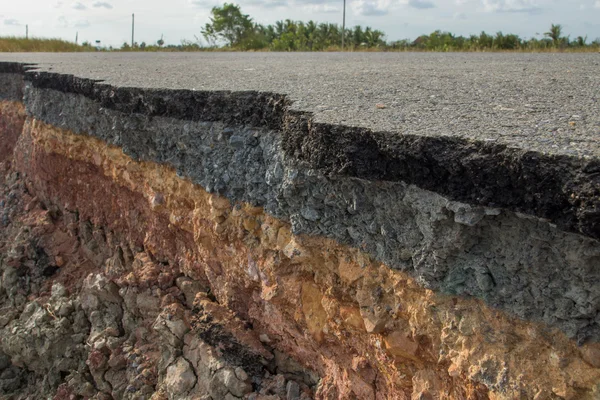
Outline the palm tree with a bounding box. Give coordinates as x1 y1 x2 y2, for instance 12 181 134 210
263 25 276 43
544 24 562 46
352 25 364 48
284 19 296 35
275 21 285 38
305 20 317 50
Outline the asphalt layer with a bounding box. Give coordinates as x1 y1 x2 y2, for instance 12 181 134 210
0 52 599 158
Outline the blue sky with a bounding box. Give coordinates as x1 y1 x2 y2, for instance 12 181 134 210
1 0 599 47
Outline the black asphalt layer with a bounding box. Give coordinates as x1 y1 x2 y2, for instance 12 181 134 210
1 52 599 238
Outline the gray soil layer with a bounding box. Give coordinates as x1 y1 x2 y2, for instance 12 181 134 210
0 74 24 101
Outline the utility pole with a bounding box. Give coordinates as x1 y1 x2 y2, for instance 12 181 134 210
26 25 28 39
75 31 78 44
341 0 345 51
131 13 135 47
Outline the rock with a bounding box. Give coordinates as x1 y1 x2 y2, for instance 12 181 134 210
209 195 230 211
229 135 246 149
51 283 68 298
283 238 312 263
150 192 165 210
340 306 365 331
83 274 122 304
165 358 196 397
108 354 127 370
136 292 160 318
286 380 301 400
176 277 205 308
218 367 252 398
581 344 600 368
447 202 485 226
383 331 419 361
300 207 319 221
153 307 190 348
301 282 327 342
359 307 388 334
0 353 10 370
234 367 249 382
259 334 271 343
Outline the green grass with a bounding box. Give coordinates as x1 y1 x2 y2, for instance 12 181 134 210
0 36 94 52
1 35 598 53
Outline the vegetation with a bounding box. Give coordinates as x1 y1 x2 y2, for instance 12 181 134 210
200 3 385 50
1 6 599 53
201 3 256 48
387 28 599 52
197 5 598 52
0 36 95 52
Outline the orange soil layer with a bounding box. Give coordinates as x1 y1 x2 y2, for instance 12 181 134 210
0 101 25 163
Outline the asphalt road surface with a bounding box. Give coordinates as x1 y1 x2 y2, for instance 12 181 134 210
1 52 599 158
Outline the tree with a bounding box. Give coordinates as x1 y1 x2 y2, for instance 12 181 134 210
545 24 562 46
157 34 164 47
201 3 254 48
575 35 587 47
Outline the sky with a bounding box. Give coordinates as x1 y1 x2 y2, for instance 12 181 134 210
1 0 599 47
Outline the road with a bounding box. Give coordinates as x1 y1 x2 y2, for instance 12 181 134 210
1 52 599 158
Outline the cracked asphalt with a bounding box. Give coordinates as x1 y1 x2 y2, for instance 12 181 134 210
1 51 599 158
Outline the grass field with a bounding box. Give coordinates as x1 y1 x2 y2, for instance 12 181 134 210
0 36 93 52
1 35 598 53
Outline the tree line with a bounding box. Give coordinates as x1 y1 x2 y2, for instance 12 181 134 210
199 3 385 51
193 3 599 51
111 3 599 52
391 24 596 51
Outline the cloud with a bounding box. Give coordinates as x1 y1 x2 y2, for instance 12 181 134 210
295 0 341 4
57 15 90 28
74 19 90 28
191 0 339 9
454 11 467 19
55 1 64 8
481 0 541 13
189 0 219 7
595 0 600 8
303 3 339 12
407 0 435 9
92 1 113 9
191 0 288 10
4 18 21 26
352 0 391 16
57 16 69 28
244 0 288 7
72 2 87 10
